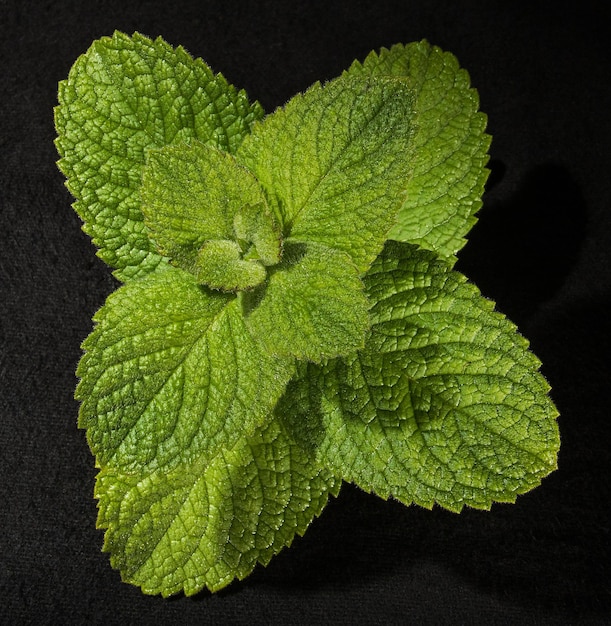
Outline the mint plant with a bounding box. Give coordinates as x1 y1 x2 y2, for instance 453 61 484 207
55 31 560 597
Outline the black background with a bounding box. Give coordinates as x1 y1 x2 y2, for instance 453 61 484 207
2 1 610 624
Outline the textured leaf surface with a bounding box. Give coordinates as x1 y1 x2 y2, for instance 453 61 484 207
195 239 267 291
236 77 416 272
76 266 293 471
95 418 339 596
55 31 263 280
348 41 490 261
233 202 282 266
280 242 559 511
243 243 370 362
58 33 559 596
141 142 271 277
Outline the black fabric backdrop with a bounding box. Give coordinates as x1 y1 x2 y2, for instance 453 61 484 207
2 1 610 623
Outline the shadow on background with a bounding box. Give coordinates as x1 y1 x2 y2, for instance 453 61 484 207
456 162 587 325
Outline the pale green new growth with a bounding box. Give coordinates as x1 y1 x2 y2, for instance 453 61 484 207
195 239 267 291
141 143 272 279
56 32 560 597
233 202 282 266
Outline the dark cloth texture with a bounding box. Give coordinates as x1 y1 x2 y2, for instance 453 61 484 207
1 2 609 623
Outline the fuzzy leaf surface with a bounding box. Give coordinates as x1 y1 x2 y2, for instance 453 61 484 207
55 31 263 280
142 143 267 258
243 243 370 362
280 242 559 512
141 142 275 288
236 77 416 273
347 41 490 261
76 266 293 471
95 418 339 596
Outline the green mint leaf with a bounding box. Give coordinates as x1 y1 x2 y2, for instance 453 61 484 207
233 202 282 266
76 266 293 471
195 240 267 291
236 76 416 273
243 242 370 362
55 32 263 281
347 41 490 261
95 417 339 596
141 142 278 290
142 139 368 359
280 242 559 512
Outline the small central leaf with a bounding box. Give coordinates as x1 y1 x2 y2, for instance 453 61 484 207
141 142 277 282
233 202 282 266
195 239 267 291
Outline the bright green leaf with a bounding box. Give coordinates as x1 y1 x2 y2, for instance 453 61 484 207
233 202 282 266
347 41 490 261
55 31 264 280
280 242 559 512
243 242 370 362
141 142 274 281
76 266 294 471
195 239 266 291
236 77 416 272
95 417 339 596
